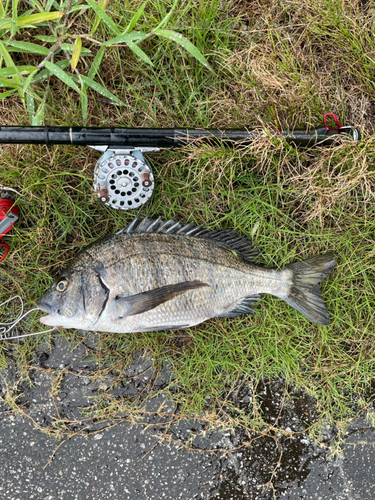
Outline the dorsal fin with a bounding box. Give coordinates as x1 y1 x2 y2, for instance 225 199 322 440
123 217 260 262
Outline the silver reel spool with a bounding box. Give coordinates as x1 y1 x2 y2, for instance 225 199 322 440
93 149 154 210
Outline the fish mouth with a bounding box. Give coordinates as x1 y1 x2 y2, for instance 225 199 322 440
37 301 58 325
37 301 55 314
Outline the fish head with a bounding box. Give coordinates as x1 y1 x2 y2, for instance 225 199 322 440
37 264 112 330
37 269 89 329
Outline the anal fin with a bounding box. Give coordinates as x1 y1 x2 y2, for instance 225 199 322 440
217 294 261 318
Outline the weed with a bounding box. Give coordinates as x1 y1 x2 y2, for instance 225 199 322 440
0 0 212 123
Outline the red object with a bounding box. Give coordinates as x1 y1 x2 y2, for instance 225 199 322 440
323 113 343 131
0 198 19 262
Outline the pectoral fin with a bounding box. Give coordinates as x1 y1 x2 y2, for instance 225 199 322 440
114 280 209 318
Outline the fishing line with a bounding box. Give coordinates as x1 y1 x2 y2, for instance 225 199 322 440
0 184 22 196
0 295 56 341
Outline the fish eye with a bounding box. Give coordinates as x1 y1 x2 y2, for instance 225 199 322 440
56 278 68 292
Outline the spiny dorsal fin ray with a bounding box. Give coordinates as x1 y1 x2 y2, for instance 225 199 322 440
123 217 260 262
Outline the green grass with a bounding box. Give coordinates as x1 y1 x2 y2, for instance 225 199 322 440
0 0 374 447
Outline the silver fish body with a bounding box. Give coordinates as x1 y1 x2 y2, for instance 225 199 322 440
37 218 336 332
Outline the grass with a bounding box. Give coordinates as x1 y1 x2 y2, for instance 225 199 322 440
0 0 374 451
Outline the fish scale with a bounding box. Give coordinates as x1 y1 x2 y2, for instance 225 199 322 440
37 217 336 332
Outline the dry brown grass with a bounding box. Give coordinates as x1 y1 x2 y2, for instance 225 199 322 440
148 0 375 225
214 0 375 131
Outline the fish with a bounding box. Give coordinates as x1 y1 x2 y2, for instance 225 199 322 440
37 217 336 332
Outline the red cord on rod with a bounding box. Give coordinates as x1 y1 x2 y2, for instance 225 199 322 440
323 113 343 131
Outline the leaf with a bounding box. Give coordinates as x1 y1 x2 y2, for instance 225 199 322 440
154 0 178 30
52 23 67 31
26 0 43 12
153 28 214 73
61 43 91 56
85 0 120 35
33 59 70 82
24 86 45 104
26 91 35 121
91 0 106 35
11 0 18 37
22 67 38 95
69 5 90 13
0 18 14 29
126 41 152 66
0 40 15 67
81 86 88 122
102 31 152 65
0 65 36 77
103 31 147 46
123 1 147 34
43 61 81 93
88 44 105 78
4 40 50 55
32 100 44 125
17 11 64 28
18 8 34 17
78 75 124 105
0 75 21 87
0 41 23 86
0 89 17 99
0 11 61 31
45 0 56 12
33 35 57 42
82 44 105 121
71 36 82 71
0 0 4 18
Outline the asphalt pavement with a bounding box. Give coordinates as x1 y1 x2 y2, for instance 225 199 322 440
1 338 375 500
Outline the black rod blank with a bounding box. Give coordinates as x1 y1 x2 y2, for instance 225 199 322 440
0 126 361 148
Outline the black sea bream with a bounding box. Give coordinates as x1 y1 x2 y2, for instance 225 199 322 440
37 218 335 332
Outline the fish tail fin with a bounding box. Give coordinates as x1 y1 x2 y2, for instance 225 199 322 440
284 252 336 325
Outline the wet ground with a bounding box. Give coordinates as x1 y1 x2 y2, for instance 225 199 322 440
1 338 375 500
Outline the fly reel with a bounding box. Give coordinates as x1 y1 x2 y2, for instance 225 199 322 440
92 149 155 210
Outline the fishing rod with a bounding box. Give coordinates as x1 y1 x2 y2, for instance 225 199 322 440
0 117 361 211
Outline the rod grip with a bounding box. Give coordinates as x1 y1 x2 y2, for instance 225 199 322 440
282 127 361 146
